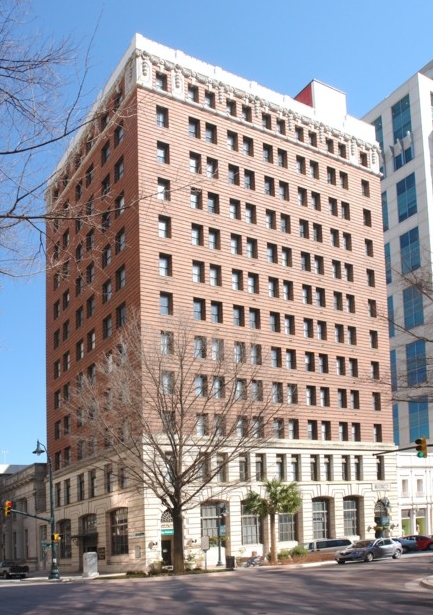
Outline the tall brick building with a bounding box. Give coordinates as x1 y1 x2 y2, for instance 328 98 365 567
44 35 395 573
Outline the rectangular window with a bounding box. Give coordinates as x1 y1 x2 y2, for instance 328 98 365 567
155 72 167 91
187 84 198 102
210 301 223 323
207 193 219 214
243 136 253 156
229 199 241 220
340 171 348 189
245 203 256 224
264 176 274 196
247 273 258 294
160 292 173 316
227 130 237 150
244 170 255 190
159 254 172 277
269 312 280 333
228 164 239 185
191 224 203 246
189 152 201 173
157 178 170 201
208 228 220 250
205 123 217 144
280 214 290 234
277 149 287 167
190 189 202 210
114 157 124 182
232 269 243 290
400 227 420 273
403 285 424 329
159 215 171 238
116 303 126 328
249 308 261 330
268 277 279 298
246 238 257 258
311 192 321 211
206 157 218 179
189 117 200 138
156 106 168 127
281 247 292 267
406 340 427 386
193 298 206 321
233 305 245 327
192 260 204 283
103 315 112 339
231 233 242 255
361 180 370 197
250 343 262 365
209 264 221 287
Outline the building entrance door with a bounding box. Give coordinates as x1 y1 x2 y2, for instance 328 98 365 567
161 539 172 565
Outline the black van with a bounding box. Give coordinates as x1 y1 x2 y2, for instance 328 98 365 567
303 538 353 552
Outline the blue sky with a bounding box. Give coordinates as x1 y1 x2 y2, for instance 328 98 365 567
2 0 433 464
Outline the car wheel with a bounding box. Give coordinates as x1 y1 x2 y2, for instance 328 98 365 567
428 543 433 551
393 550 402 559
364 552 374 562
2 571 8 579
402 546 408 553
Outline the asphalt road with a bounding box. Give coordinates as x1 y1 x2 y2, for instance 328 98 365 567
1 555 433 615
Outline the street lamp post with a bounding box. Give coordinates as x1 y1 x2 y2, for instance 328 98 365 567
33 440 60 580
216 503 226 567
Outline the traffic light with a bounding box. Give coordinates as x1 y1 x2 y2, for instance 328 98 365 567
52 533 61 542
3 501 12 516
415 436 428 458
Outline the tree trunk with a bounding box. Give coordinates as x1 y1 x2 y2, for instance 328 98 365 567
269 512 277 564
172 507 185 574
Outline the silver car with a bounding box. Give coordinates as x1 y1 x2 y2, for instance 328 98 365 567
335 538 403 564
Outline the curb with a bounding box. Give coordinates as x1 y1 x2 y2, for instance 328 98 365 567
420 576 433 590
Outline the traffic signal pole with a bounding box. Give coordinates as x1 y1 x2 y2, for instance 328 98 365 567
374 442 432 456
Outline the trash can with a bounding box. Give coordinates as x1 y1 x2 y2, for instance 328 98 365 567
225 555 235 570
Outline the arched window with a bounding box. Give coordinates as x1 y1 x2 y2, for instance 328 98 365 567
110 508 128 555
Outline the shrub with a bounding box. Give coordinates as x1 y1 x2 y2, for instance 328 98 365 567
278 549 292 560
289 545 308 558
126 570 147 577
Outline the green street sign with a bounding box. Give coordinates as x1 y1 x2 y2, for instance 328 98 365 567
161 528 174 536
41 542 52 548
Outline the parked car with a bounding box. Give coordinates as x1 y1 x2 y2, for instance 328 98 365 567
335 538 403 564
393 537 419 553
302 538 353 553
405 535 433 550
0 561 29 579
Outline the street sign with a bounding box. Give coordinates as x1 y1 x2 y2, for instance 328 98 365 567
41 542 52 548
161 528 174 536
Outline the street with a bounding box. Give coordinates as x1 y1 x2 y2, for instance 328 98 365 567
1 555 433 615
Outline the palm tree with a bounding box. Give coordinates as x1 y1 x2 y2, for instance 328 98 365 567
243 478 301 564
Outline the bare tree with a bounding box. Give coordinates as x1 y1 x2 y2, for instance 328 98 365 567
67 313 284 573
0 0 94 276
378 255 433 406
